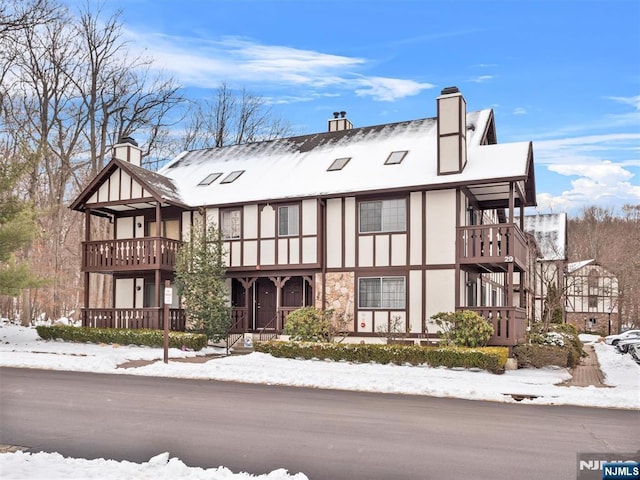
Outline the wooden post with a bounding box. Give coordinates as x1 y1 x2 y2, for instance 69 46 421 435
163 279 171 364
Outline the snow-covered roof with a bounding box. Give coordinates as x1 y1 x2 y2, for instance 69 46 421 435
122 159 183 205
158 109 535 208
523 213 567 261
568 259 595 273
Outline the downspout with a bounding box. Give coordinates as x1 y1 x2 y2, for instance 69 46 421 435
507 182 515 309
84 209 91 324
320 198 327 311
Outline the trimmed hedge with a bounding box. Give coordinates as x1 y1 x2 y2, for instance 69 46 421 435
512 344 569 368
36 325 208 351
254 341 508 374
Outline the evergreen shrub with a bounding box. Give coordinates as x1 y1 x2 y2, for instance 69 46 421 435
525 323 584 368
254 341 508 374
36 325 208 351
512 344 569 368
431 310 494 347
283 307 335 342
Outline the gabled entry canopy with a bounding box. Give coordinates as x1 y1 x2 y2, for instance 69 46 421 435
70 157 188 217
464 141 536 210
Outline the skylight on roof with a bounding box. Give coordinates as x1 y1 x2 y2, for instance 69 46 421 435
385 151 408 165
327 157 351 171
198 173 222 186
221 170 245 184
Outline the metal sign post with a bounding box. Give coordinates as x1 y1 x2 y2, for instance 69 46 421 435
163 280 171 364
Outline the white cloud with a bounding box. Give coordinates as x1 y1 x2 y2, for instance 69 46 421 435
549 161 634 183
353 76 434 102
605 94 640 110
513 107 527 115
536 161 640 214
534 133 640 165
470 75 493 83
125 31 432 101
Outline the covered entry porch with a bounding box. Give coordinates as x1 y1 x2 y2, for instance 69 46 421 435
229 274 314 334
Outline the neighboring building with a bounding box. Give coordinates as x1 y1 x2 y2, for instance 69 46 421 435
70 87 538 347
523 213 568 326
565 260 619 335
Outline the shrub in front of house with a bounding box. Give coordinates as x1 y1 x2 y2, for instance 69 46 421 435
283 306 336 342
520 323 584 368
431 310 494 347
36 325 208 351
254 341 508 374
512 344 569 368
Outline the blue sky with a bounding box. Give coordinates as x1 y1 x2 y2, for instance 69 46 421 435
68 0 639 217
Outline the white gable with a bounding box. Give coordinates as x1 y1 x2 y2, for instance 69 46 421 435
86 168 150 205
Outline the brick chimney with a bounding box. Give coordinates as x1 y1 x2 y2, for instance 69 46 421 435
437 87 467 175
328 111 353 132
113 136 142 166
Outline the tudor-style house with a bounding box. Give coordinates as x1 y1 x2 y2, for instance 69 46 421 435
70 87 538 347
565 260 619 335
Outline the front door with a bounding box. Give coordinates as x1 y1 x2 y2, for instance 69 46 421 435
255 278 277 329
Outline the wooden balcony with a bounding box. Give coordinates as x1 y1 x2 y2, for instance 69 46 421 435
82 237 182 273
458 306 527 347
81 308 186 331
456 224 528 272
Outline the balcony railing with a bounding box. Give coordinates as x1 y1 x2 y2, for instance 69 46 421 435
82 237 182 272
457 224 528 272
81 308 186 331
458 306 527 347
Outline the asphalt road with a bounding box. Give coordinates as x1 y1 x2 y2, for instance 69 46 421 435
1 367 638 480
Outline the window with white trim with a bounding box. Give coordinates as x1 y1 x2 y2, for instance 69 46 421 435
358 276 405 309
221 209 241 239
278 205 299 236
359 199 406 233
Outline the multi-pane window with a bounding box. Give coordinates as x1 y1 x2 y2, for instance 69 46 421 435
278 205 299 236
588 295 598 308
358 277 405 309
359 199 406 233
221 209 241 239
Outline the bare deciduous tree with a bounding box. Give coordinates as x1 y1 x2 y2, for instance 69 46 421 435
179 82 293 153
569 205 640 330
0 1 185 321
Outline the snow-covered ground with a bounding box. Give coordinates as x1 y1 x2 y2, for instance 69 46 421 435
1 320 638 479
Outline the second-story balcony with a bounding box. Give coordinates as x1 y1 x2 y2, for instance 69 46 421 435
82 237 182 273
456 223 528 273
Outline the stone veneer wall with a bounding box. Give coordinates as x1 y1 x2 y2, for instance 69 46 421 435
315 272 355 332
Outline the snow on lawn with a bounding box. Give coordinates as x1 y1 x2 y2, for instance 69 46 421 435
1 321 638 479
0 451 308 480
1 321 637 409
